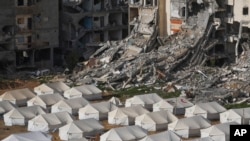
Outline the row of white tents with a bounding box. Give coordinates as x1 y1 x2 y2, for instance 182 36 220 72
1 119 238 141
0 82 102 107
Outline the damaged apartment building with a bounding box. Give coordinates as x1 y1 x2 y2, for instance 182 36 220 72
160 0 250 66
61 0 128 60
0 0 60 73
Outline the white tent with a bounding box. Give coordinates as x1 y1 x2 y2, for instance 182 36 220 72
2 131 52 141
0 88 35 106
166 97 194 115
125 93 163 110
68 138 88 141
4 105 46 126
64 85 102 100
108 105 149 125
27 93 64 110
191 137 215 141
34 81 70 95
168 116 211 138
79 101 117 120
51 97 89 115
0 101 16 115
135 110 178 131
59 118 104 140
139 130 182 141
28 111 73 132
153 100 174 113
100 125 147 141
109 96 122 106
185 102 226 120
201 122 238 141
220 108 250 124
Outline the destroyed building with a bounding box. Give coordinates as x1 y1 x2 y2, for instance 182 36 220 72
69 0 250 105
0 0 60 73
60 0 129 60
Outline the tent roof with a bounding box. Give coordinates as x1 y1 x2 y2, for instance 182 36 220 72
169 116 211 130
74 85 102 95
109 97 122 105
60 118 104 133
30 93 64 106
31 111 73 125
166 97 194 108
0 88 35 101
0 101 16 114
80 101 117 113
68 138 88 141
126 93 163 105
201 122 238 137
101 125 147 141
193 137 215 141
46 82 70 93
5 105 45 119
2 131 52 141
228 108 250 118
153 100 174 109
191 102 226 114
110 105 149 118
136 110 178 124
53 97 89 109
140 131 181 141
34 84 54 93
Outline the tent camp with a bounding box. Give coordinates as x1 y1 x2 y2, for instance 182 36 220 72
185 102 226 120
28 111 74 132
0 88 35 106
139 130 182 141
64 85 102 100
166 97 194 115
153 100 174 113
201 122 238 141
135 110 178 131
100 125 147 141
34 81 70 95
125 93 163 110
108 105 150 125
27 93 64 111
109 97 122 106
220 108 250 124
59 118 104 140
0 101 16 116
79 101 117 120
51 97 89 115
4 105 46 126
168 116 211 138
2 131 52 141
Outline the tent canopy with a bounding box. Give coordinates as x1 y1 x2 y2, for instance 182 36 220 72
0 88 35 105
109 105 149 119
28 93 64 108
2 131 52 141
189 102 226 114
0 101 16 115
64 85 102 100
109 97 122 106
136 110 178 125
52 97 89 112
166 97 193 108
140 131 181 141
34 82 70 95
100 125 147 141
126 93 163 107
169 116 211 130
80 101 117 114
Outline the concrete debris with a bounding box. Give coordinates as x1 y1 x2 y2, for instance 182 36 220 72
67 0 250 106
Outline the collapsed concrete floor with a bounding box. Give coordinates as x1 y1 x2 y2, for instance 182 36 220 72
61 1 250 106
